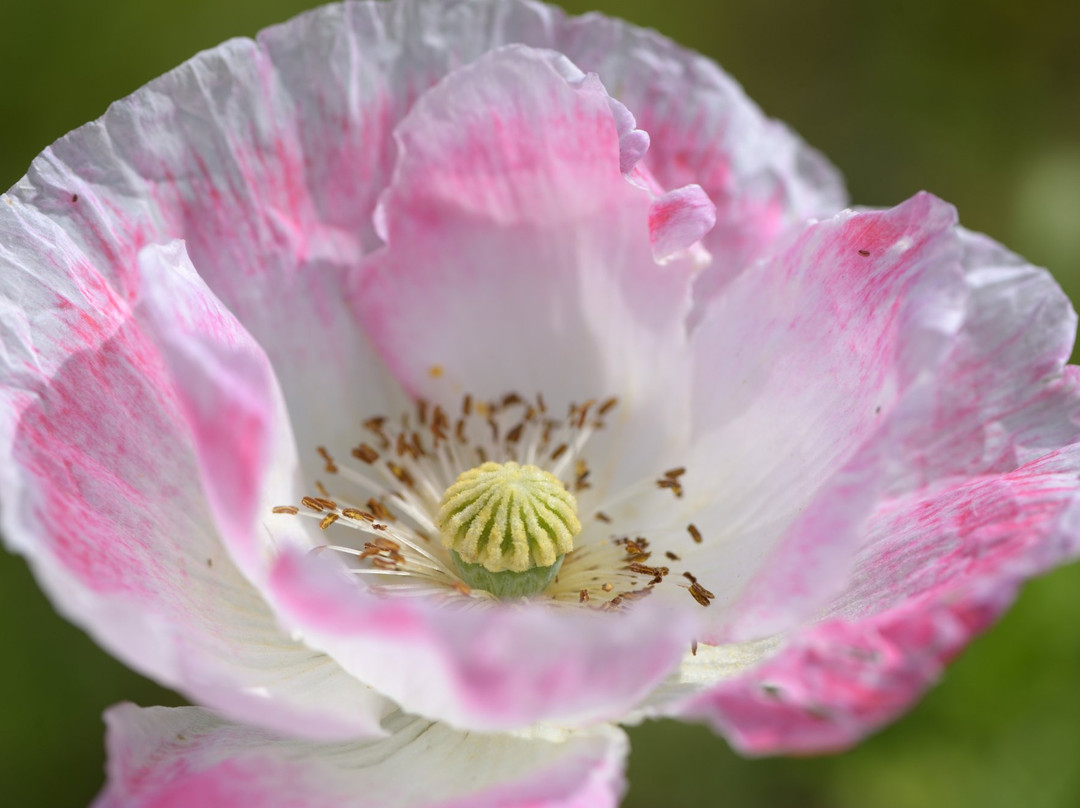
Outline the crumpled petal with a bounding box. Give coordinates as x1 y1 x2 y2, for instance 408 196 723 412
678 447 1080 753
0 233 389 740
672 193 967 638
94 703 628 808
659 229 1080 751
548 6 847 303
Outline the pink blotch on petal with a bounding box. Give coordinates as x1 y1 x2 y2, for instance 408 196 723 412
267 548 694 731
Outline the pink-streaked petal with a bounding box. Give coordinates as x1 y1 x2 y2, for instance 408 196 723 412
266 548 695 731
677 446 1080 753
352 44 702 493
134 241 304 576
875 227 1080 493
550 9 847 302
675 194 966 637
95 704 628 808
0 236 387 740
715 223 1080 639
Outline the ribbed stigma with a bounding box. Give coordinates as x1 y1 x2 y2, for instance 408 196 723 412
437 461 580 597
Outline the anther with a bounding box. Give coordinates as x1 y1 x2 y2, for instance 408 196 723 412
317 447 338 474
352 444 379 464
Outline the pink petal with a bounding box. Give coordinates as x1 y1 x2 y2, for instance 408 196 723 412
134 241 300 575
679 194 967 637
351 44 702 492
94 704 628 808
550 9 847 303
659 229 1080 751
649 184 718 264
265 547 695 731
678 447 1080 753
0 237 386 740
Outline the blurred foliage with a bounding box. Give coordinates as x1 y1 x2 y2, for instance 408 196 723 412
1 0 1079 806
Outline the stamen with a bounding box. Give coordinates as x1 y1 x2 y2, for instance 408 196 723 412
279 391 714 611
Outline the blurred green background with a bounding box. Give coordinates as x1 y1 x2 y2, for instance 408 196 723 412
2 0 1079 805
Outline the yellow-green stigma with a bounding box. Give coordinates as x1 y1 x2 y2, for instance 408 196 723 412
436 461 581 599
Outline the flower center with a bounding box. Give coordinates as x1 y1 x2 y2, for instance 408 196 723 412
274 389 716 622
437 461 580 598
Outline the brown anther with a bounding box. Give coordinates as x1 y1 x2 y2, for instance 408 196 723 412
692 581 715 599
579 589 590 603
417 399 428 426
689 581 715 607
502 392 523 407
341 508 368 521
315 481 331 497
411 431 426 457
312 497 338 511
629 563 669 578
665 551 681 561
601 582 614 592
319 513 340 530
352 443 380 464
372 557 398 570
550 443 569 461
657 478 684 498
595 511 612 523
691 639 699 656
663 467 687 480
317 447 338 474
367 498 392 521
682 571 698 583
455 419 467 443
536 392 547 413
272 505 299 515
476 446 489 463
387 462 415 489
506 422 524 444
602 595 624 610
687 524 703 544
453 581 472 596
598 396 619 416
372 523 388 531
363 417 390 447
574 399 596 429
301 496 327 512
462 394 473 416
372 537 401 551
